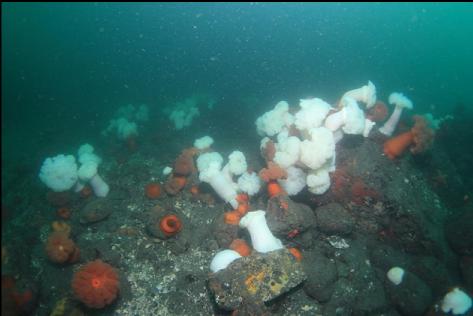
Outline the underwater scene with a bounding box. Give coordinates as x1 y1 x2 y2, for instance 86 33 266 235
2 2 473 316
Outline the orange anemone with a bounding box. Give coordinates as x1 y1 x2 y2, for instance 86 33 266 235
145 183 162 199
229 239 251 257
159 215 182 236
383 131 414 159
51 221 71 236
224 211 241 225
236 203 249 216
80 186 93 198
384 115 435 159
190 185 199 195
267 181 284 197
57 207 71 220
288 247 302 261
236 194 248 204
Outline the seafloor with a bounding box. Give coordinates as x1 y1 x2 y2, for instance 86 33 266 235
1 111 472 316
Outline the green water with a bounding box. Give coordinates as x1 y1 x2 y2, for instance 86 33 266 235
2 2 473 161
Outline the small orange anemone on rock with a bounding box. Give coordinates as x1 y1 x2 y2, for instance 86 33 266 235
57 207 71 220
45 232 80 264
164 176 187 195
230 239 251 257
145 183 162 199
288 247 302 261
224 210 241 225
80 186 93 198
51 221 71 236
267 181 285 198
159 214 182 236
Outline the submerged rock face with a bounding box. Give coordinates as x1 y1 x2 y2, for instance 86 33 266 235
445 210 473 256
80 198 113 224
384 270 432 316
266 195 316 238
302 250 338 302
315 202 355 236
208 248 306 311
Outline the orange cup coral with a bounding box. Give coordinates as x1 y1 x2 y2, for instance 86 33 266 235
159 214 182 236
72 260 120 308
145 183 162 199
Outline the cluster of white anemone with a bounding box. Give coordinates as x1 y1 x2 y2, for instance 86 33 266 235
102 104 149 140
256 82 413 196
38 143 109 197
256 82 373 196
194 136 261 209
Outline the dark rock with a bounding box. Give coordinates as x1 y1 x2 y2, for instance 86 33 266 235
266 195 316 240
445 210 473 256
79 198 113 224
353 277 388 315
46 191 73 207
212 212 239 248
322 278 355 316
302 250 337 302
384 269 432 316
369 244 412 272
315 203 355 235
208 249 306 311
411 256 456 297
460 256 473 291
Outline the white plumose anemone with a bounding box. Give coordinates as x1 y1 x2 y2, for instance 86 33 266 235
379 92 413 137
78 162 110 197
162 166 173 176
226 151 247 176
294 98 332 132
325 97 365 135
193 136 214 150
278 166 307 196
199 161 238 209
273 135 301 169
387 267 405 285
441 287 472 315
239 210 283 253
237 172 261 196
39 154 78 192
341 81 377 109
210 249 242 273
363 118 376 137
256 101 294 137
75 144 109 197
306 168 331 195
299 127 335 170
